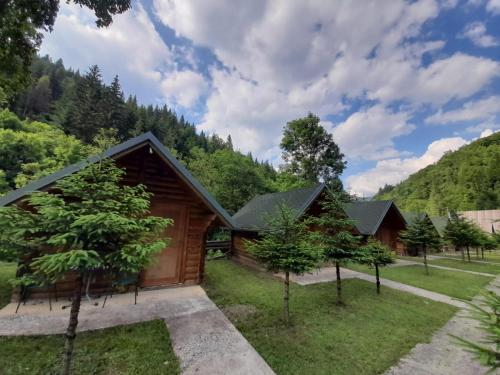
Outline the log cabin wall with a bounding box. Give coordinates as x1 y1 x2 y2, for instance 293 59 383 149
374 206 407 254
18 144 219 299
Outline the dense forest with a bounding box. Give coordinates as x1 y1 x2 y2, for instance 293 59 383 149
374 132 500 215
0 55 317 214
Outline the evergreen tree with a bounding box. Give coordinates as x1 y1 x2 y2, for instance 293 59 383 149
358 239 394 294
309 190 361 304
0 159 171 375
400 215 442 274
443 215 479 262
245 204 322 325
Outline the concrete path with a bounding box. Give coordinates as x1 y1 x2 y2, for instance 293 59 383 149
394 259 495 277
385 277 500 375
429 255 500 266
288 267 466 308
0 286 275 375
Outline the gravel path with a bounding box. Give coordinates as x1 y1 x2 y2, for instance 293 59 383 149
0 286 275 375
287 267 466 308
384 276 499 375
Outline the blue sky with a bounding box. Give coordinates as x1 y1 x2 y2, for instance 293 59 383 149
40 0 500 196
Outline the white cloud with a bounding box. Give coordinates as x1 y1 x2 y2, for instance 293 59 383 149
161 70 208 107
154 0 499 160
426 96 500 124
330 105 415 160
460 22 499 47
41 2 175 103
346 136 468 196
480 128 494 137
487 0 500 13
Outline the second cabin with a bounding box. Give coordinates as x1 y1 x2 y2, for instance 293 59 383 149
231 184 408 268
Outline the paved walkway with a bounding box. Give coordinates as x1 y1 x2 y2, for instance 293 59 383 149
288 267 466 308
394 259 495 277
0 286 275 375
385 276 500 375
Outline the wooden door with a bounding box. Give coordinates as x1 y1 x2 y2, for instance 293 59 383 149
141 203 188 287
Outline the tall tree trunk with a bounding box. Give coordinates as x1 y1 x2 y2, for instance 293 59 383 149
423 245 429 275
335 261 342 305
475 247 479 259
481 247 484 259
283 271 290 325
375 263 380 294
466 245 471 261
62 274 83 375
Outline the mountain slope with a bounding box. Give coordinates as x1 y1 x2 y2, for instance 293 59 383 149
374 132 500 215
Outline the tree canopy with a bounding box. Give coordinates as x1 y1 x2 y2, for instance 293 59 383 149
281 113 345 188
375 132 500 214
0 1 131 98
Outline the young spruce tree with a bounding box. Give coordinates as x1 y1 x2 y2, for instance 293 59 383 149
309 191 360 305
400 215 441 274
0 159 172 375
358 239 394 294
245 204 322 325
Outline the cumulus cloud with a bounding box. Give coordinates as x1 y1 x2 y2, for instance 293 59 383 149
487 0 500 14
330 105 415 160
460 22 499 47
154 0 499 160
346 136 468 196
426 96 500 124
161 70 208 107
41 2 174 103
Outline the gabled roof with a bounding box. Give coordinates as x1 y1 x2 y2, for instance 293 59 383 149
232 183 326 230
430 216 449 237
0 132 235 228
344 200 405 235
402 212 428 226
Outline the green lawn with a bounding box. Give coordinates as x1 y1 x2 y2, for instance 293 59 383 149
346 263 493 300
203 260 456 375
398 256 500 275
440 251 500 263
0 263 180 375
0 320 180 375
0 261 16 309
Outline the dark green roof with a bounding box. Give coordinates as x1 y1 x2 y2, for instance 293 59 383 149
402 212 428 226
0 132 236 228
232 183 325 230
430 216 449 237
233 186 404 235
344 200 404 235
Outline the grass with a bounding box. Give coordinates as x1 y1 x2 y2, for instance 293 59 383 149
440 251 500 263
0 261 16 309
0 320 181 375
0 263 180 374
203 260 457 375
346 263 493 300
398 255 500 275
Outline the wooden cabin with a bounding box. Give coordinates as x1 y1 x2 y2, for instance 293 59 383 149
0 132 234 296
345 200 407 255
231 185 408 267
231 184 328 268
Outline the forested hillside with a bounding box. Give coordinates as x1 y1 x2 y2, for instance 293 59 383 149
0 55 293 213
374 132 500 215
